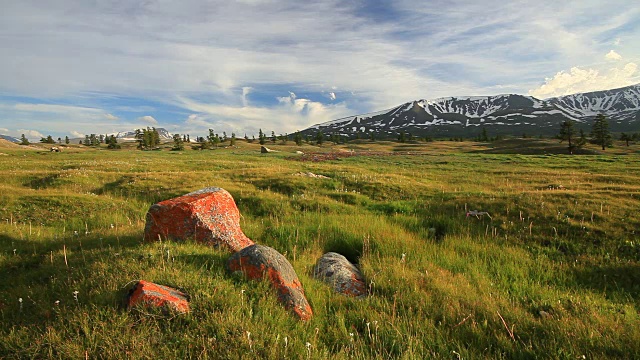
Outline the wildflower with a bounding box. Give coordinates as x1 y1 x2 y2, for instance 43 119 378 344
401 253 406 263
73 290 79 303
18 297 23 312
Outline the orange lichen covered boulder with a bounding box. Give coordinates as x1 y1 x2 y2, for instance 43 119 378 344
127 280 190 313
144 187 254 252
227 245 313 320
313 252 367 298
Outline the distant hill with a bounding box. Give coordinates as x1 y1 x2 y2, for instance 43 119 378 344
300 84 640 138
0 135 20 143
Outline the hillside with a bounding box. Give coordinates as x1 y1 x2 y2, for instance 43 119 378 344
301 84 640 138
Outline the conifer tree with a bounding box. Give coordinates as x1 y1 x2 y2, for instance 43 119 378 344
590 114 612 150
20 134 29 145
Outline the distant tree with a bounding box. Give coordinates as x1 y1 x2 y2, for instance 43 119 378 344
369 132 376 141
278 133 287 145
244 133 250 142
57 137 62 144
107 135 120 149
407 132 413 142
183 134 187 143
222 132 228 142
186 134 190 143
294 132 303 146
620 132 632 147
315 131 324 145
65 136 70 144
398 132 406 143
258 129 266 145
230 133 237 146
271 131 276 144
590 114 612 150
172 134 184 151
479 128 489 142
47 135 55 144
83 135 91 146
19 134 29 145
99 134 105 144
557 120 578 154
90 134 99 146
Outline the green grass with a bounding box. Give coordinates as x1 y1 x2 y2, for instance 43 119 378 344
0 139 639 359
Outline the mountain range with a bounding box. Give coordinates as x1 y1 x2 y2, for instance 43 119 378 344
0 135 20 143
112 128 173 141
300 84 640 139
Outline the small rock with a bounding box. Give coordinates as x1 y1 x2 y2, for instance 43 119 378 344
539 310 552 319
293 172 330 179
314 252 367 297
227 245 313 320
127 280 190 313
295 151 304 154
144 187 255 252
260 146 276 153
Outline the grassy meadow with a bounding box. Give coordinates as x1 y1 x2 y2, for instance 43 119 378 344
0 138 639 359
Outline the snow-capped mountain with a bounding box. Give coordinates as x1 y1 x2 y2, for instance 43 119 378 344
0 135 20 143
300 84 640 138
114 127 173 141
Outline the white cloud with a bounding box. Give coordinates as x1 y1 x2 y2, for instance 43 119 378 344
0 127 8 133
242 87 252 107
605 50 622 61
138 115 158 125
105 113 119 120
17 129 44 140
177 91 352 135
328 92 336 100
528 62 638 98
70 130 84 138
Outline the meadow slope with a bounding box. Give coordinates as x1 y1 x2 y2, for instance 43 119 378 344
0 139 639 359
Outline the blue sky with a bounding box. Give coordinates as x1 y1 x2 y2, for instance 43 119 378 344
1 0 639 140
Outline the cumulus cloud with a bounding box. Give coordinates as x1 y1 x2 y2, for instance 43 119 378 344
18 129 44 139
177 91 351 135
138 115 158 125
70 130 84 138
528 62 638 98
605 50 622 61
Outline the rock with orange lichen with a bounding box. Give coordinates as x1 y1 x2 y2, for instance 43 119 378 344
127 280 190 313
313 252 367 298
227 245 313 320
143 187 254 252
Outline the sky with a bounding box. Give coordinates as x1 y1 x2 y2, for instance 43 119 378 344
1 0 639 140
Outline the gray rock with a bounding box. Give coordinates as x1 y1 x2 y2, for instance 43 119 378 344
314 252 367 297
227 244 312 320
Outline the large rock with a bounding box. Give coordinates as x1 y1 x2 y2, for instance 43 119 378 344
227 245 313 320
144 187 254 252
127 280 190 313
313 252 367 297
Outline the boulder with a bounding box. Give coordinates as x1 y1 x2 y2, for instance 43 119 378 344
144 187 254 252
313 252 367 297
227 245 312 320
127 280 190 313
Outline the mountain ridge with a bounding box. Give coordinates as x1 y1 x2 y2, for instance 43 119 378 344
302 83 640 138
